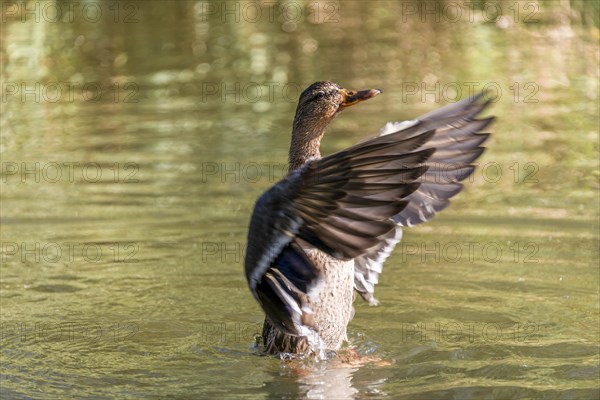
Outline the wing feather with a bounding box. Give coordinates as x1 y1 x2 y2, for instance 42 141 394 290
354 93 494 303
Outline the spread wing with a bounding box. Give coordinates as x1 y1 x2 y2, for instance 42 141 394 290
244 92 494 334
353 93 494 305
245 129 436 335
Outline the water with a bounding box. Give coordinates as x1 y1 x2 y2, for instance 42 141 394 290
1 1 598 398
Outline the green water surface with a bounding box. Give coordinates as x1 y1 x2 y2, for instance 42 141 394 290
1 1 598 399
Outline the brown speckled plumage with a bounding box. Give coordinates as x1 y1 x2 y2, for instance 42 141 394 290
262 245 354 354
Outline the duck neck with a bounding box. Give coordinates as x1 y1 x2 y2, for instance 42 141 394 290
288 118 327 172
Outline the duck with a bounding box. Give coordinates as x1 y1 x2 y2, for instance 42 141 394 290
244 81 494 358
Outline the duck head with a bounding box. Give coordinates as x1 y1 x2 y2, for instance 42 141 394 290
289 81 381 170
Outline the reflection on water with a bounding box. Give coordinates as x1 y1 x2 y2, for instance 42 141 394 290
277 365 361 399
1 1 599 398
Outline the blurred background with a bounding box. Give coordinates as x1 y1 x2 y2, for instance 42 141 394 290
1 1 598 398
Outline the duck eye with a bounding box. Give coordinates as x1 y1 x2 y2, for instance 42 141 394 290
316 91 325 98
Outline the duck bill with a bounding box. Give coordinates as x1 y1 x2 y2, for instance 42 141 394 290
339 88 382 109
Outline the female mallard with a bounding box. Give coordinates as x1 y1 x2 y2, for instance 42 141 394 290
244 81 494 358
